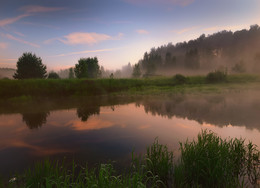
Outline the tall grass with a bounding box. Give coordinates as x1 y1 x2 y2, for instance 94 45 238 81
5 130 260 187
175 130 260 187
0 74 259 98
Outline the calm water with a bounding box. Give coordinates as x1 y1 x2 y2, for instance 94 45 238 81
0 92 260 177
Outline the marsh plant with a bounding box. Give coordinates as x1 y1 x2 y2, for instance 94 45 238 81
175 130 260 187
6 130 260 188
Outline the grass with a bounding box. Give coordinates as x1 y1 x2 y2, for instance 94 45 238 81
4 130 259 188
0 74 259 99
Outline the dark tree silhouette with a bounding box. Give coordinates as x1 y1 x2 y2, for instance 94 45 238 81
69 67 74 79
48 72 60 79
132 64 142 78
136 24 260 74
22 112 50 129
77 105 100 121
185 48 200 69
74 57 101 78
13 52 47 79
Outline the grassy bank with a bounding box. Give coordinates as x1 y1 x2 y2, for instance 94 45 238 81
3 130 259 188
0 74 259 99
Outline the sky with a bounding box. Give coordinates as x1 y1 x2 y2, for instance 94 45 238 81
0 0 260 71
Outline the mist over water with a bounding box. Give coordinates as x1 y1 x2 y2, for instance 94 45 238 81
0 91 259 178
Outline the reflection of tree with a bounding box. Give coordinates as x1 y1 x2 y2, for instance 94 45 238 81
140 93 260 131
22 112 50 129
77 105 100 121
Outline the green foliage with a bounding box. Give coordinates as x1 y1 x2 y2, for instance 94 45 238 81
68 67 74 79
74 57 101 78
175 130 260 187
146 138 173 185
173 74 187 85
185 48 200 69
47 71 60 79
4 131 260 187
0 74 259 98
132 64 142 78
206 70 227 83
13 52 47 79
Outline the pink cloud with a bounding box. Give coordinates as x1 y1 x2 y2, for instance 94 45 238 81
0 14 29 27
0 42 8 49
20 5 65 14
124 0 194 6
60 32 112 45
3 34 40 48
136 29 149 34
174 26 198 34
51 48 115 57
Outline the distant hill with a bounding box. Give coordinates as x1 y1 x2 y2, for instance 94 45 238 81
0 68 16 79
137 24 260 76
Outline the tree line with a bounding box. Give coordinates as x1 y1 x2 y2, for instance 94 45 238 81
132 24 260 77
13 52 102 79
11 24 260 79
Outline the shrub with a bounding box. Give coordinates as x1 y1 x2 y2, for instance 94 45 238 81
206 70 227 83
48 72 60 79
173 74 187 85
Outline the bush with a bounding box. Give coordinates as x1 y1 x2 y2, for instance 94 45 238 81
48 72 60 79
206 70 227 83
173 74 187 85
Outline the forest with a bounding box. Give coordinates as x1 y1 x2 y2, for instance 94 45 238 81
133 24 260 77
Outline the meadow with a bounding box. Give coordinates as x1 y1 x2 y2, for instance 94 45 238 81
0 73 259 99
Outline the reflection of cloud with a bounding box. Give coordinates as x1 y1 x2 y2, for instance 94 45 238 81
2 33 40 48
124 0 194 6
0 14 29 27
10 141 74 156
138 124 150 130
45 32 123 45
71 118 115 131
136 29 149 34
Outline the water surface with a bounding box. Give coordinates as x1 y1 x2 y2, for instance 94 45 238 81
0 92 260 177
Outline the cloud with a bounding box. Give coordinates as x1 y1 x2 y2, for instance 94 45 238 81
124 0 194 6
50 48 115 57
0 42 8 49
2 33 40 48
136 29 149 34
61 32 111 45
45 32 123 45
203 25 247 32
0 14 29 27
20 5 65 14
0 5 64 28
173 26 198 34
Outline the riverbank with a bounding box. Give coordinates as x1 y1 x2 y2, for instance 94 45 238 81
0 74 259 99
2 130 259 188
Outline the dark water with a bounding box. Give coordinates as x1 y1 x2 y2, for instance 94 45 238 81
0 92 260 177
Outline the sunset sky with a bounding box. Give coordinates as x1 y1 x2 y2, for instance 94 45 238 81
0 0 259 71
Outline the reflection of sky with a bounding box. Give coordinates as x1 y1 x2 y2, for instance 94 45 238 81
0 0 259 70
0 103 260 176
